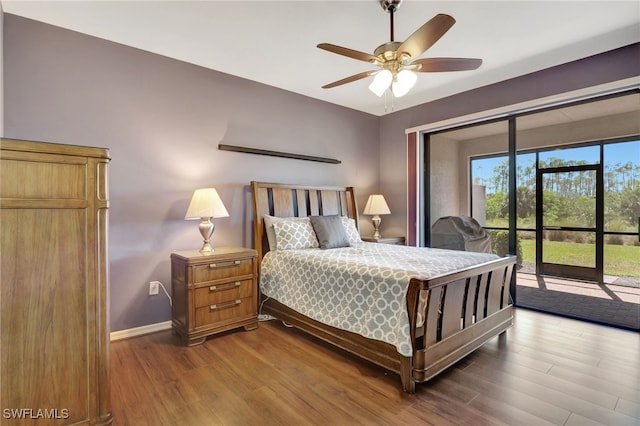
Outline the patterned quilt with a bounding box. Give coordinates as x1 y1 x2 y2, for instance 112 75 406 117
260 243 499 356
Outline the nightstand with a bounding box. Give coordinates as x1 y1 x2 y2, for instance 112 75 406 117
170 247 258 346
362 236 406 245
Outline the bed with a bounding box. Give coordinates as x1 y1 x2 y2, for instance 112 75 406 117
251 181 515 393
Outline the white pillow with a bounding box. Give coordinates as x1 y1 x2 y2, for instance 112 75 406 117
341 216 362 245
273 217 319 250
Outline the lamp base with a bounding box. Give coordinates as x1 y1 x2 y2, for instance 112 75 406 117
371 215 382 240
198 217 216 253
199 242 214 254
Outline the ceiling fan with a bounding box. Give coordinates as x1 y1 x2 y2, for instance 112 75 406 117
318 0 482 98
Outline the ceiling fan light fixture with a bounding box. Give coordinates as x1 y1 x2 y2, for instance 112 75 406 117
318 1 481 105
391 69 417 97
368 69 393 96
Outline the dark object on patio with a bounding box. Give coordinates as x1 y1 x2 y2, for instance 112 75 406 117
432 216 491 253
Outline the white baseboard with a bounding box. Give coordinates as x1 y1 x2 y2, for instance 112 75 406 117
110 320 172 342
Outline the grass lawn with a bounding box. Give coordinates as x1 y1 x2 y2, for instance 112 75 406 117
519 239 640 277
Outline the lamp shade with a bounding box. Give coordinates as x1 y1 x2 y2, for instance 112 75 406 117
363 194 391 216
185 188 229 219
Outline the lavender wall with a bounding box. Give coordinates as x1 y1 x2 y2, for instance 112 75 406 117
378 43 640 238
3 14 380 331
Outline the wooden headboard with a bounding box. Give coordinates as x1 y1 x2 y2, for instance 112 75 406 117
250 181 359 265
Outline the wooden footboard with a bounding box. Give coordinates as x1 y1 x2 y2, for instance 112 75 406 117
261 255 515 393
406 255 515 393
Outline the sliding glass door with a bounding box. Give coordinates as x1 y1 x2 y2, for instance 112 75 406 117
420 90 639 329
426 120 509 247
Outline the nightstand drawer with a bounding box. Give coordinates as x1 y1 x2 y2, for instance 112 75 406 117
194 279 254 307
194 297 255 327
193 257 254 283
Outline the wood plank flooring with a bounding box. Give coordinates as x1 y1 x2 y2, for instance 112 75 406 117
110 308 639 425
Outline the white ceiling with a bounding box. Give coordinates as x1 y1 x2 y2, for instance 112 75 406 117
2 0 639 116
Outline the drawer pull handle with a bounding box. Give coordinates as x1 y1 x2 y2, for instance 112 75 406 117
209 299 241 311
209 281 242 292
208 260 242 269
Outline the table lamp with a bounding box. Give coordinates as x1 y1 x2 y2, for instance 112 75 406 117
185 188 229 253
363 194 391 240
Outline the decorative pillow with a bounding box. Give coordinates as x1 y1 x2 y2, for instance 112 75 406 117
263 215 314 251
310 215 350 249
341 216 362 245
272 217 319 250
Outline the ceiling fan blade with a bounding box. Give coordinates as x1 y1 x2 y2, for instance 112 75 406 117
397 14 456 59
317 43 378 63
322 71 377 89
411 58 482 72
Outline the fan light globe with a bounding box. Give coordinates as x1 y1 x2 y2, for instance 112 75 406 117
369 70 393 97
392 70 417 97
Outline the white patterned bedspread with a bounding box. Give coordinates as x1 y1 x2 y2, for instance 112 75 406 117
260 243 499 356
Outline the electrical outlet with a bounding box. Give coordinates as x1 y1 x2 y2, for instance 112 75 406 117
149 281 160 295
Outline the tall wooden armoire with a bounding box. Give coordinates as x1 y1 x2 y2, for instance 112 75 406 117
0 138 112 425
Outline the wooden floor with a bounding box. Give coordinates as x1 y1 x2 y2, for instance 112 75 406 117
111 309 639 425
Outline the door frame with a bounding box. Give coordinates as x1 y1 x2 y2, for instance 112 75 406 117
535 163 604 282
